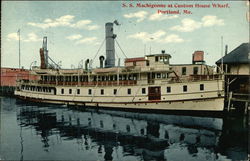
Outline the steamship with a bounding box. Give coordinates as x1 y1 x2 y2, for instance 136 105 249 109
14 22 225 112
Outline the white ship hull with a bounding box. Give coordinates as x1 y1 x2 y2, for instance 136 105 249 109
15 78 225 112
15 92 224 111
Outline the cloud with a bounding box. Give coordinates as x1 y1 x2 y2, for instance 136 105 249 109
86 25 99 30
28 15 75 29
128 30 166 42
23 33 42 42
128 30 184 44
170 18 202 32
7 33 20 41
163 34 184 43
66 34 99 45
202 15 224 27
7 32 41 42
124 11 148 22
76 37 97 44
124 11 179 22
171 15 224 32
149 13 178 21
28 15 99 30
66 34 82 40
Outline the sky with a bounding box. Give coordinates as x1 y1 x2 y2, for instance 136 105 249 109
1 1 249 69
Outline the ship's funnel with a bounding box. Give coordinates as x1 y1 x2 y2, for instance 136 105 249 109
105 22 116 68
85 59 89 71
225 45 228 55
99 56 105 68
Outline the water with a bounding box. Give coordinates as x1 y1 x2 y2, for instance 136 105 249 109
0 97 248 161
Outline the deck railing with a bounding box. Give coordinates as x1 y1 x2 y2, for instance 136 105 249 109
17 74 223 86
169 74 223 83
18 79 137 86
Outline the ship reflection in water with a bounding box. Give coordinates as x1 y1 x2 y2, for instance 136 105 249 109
0 97 248 161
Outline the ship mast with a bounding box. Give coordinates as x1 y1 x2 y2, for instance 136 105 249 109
18 29 21 68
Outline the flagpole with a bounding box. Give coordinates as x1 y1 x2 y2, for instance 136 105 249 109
18 29 21 68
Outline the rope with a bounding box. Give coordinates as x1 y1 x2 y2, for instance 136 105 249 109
92 38 105 61
115 39 127 58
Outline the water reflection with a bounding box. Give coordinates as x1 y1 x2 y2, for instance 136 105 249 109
0 97 248 161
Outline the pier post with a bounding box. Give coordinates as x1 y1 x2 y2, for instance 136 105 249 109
244 101 248 115
227 91 232 112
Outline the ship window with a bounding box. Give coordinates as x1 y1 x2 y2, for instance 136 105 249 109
183 85 187 92
88 89 92 95
162 73 166 78
48 88 51 93
200 84 204 91
165 130 169 139
61 89 64 94
59 76 62 81
182 67 186 75
180 133 185 141
80 76 83 81
146 60 150 66
101 89 104 95
128 75 132 80
133 74 137 80
127 88 131 95
77 89 80 94
157 73 161 78
167 87 171 93
69 89 72 94
140 129 145 135
97 76 101 81
133 62 136 66
100 120 104 128
193 67 199 75
126 125 130 132
155 56 159 62
142 88 146 94
113 89 117 95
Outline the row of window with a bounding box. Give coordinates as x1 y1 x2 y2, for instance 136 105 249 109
61 88 138 95
181 66 199 75
60 84 204 95
42 74 139 82
21 85 54 93
41 72 170 83
166 84 204 93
